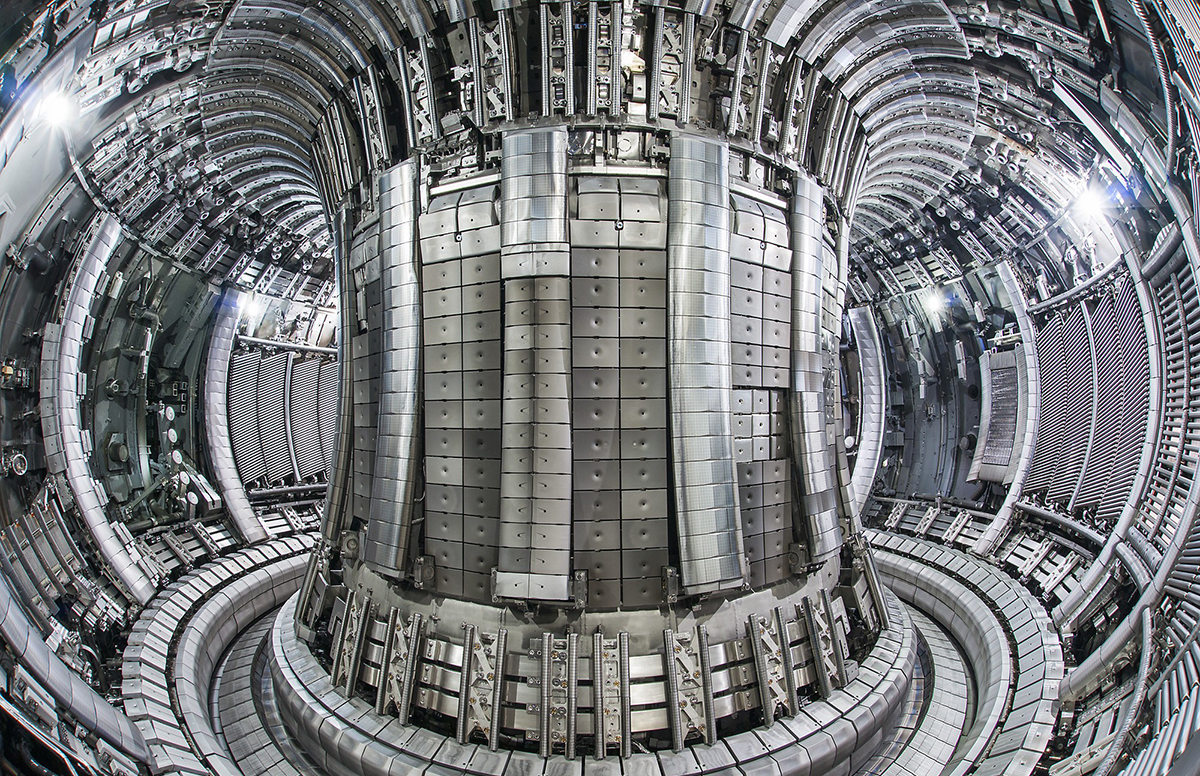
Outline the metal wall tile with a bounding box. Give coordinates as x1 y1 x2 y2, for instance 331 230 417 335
576 521 622 551
572 248 620 277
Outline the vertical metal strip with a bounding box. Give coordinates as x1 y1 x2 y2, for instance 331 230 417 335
663 629 684 750
540 632 553 758
801 597 833 697
363 160 422 577
821 588 847 686
375 607 399 714
329 593 352 687
587 2 600 116
789 172 842 564
667 132 746 594
496 127 573 601
679 14 695 123
847 306 885 522
774 605 797 715
398 613 423 724
282 351 301 481
204 289 268 544
489 628 508 750
566 631 579 759
457 624 477 743
698 625 717 743
593 631 607 757
747 615 775 726
540 7 553 116
648 9 665 121
467 18 485 128
619 631 632 758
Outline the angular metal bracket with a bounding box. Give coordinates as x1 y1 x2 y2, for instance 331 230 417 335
592 631 624 758
663 628 717 749
456 625 509 748
747 612 792 725
801 591 846 698
571 570 588 609
662 566 680 603
375 609 423 723
538 633 577 757
541 1 575 117
648 8 694 121
586 0 623 116
331 591 372 695
411 554 436 589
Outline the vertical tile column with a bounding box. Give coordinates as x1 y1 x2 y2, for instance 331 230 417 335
789 172 842 564
569 174 670 608
667 134 747 594
458 248 503 601
496 128 573 601
363 161 422 577
729 193 794 587
420 184 503 601
617 233 670 606
571 242 623 606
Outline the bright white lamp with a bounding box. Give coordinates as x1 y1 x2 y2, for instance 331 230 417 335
39 91 77 128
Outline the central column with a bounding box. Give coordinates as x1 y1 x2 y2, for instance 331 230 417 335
495 127 574 601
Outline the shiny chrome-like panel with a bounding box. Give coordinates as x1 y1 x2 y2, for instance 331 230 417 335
204 289 268 544
363 161 423 577
667 133 746 594
847 305 885 520
789 174 842 564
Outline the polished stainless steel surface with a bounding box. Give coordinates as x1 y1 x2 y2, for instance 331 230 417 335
0 0 1198 774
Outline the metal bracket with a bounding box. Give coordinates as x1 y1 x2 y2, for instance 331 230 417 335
662 566 680 603
538 633 577 757
648 8 694 121
663 628 716 749
411 554 436 589
331 591 372 695
914 505 940 537
801 591 845 698
586 0 623 117
541 2 575 117
593 631 623 758
375 609 423 723
747 611 792 725
398 37 440 147
456 625 508 748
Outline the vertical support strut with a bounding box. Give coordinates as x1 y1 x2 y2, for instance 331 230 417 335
538 633 553 757
594 631 623 757
489 628 508 750
667 133 747 594
375 609 422 722
541 1 575 116
566 632 579 759
363 161 422 578
619 631 633 758
331 591 372 694
789 172 843 565
456 624 478 743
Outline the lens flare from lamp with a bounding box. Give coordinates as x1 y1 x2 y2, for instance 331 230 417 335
239 293 264 327
1074 188 1106 221
923 289 945 316
40 91 77 128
